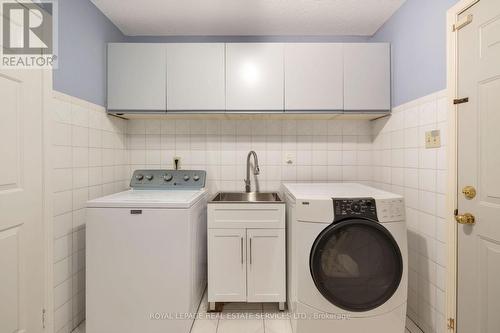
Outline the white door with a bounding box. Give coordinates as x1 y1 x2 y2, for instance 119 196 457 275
284 43 343 111
0 68 45 332
225 43 284 111
107 43 167 111
343 43 391 111
456 0 500 332
166 43 225 110
247 229 285 302
207 229 247 302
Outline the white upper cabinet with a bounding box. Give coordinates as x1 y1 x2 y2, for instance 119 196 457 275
107 42 391 114
285 43 343 111
166 43 225 111
343 43 391 111
107 43 167 111
225 43 284 111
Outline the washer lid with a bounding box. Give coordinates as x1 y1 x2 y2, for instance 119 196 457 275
86 189 208 208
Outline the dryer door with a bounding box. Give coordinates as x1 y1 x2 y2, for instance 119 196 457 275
309 219 403 312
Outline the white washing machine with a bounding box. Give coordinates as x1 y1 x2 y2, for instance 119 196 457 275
282 183 407 333
86 170 208 333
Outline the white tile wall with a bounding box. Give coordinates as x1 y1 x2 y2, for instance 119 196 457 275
125 118 374 193
50 90 448 333
50 92 128 333
127 106 448 333
372 90 448 333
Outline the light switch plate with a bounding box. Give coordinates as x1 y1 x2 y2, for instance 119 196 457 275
425 130 441 148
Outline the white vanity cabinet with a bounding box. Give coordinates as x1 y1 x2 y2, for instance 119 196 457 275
166 43 225 111
207 202 286 308
284 43 344 111
343 43 391 111
225 43 284 111
107 43 167 112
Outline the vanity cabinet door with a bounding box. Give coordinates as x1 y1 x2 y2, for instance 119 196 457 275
208 228 247 302
246 229 286 302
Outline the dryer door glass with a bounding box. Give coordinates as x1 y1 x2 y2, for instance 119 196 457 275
309 219 403 312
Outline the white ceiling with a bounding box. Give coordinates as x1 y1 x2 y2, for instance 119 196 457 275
91 0 405 36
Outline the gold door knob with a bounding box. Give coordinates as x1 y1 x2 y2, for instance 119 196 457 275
455 213 475 225
462 186 476 199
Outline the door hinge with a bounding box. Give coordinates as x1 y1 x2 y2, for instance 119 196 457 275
453 97 469 105
447 317 455 331
42 308 46 328
453 14 473 31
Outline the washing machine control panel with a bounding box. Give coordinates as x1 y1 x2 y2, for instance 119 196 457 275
333 198 378 221
130 170 206 189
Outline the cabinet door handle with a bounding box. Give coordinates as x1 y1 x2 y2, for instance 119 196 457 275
240 237 244 264
249 237 252 264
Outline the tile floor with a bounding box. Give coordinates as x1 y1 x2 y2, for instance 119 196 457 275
190 292 291 333
74 291 420 333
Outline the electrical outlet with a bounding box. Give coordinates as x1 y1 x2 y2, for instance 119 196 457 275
425 130 441 148
173 157 181 170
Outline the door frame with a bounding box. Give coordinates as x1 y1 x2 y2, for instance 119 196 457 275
446 0 480 331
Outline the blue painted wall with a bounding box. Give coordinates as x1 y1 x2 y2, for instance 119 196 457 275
370 0 459 107
53 0 458 108
53 0 125 106
53 2 367 107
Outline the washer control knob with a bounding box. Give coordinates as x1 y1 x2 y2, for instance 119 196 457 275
145 174 154 181
183 175 190 181
193 175 200 181
351 202 361 212
163 174 173 182
135 174 144 181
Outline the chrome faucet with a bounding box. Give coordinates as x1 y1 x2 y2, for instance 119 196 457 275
245 151 260 193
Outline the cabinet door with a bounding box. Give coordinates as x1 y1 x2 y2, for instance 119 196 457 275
226 43 284 110
344 43 391 111
107 43 167 111
166 43 225 110
285 43 343 111
247 229 285 302
208 229 246 302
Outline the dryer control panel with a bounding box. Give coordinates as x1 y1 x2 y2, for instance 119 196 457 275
130 170 206 189
333 198 378 221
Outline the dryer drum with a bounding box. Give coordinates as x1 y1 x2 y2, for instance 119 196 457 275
309 219 403 312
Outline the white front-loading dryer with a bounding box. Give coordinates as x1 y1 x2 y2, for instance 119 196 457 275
283 183 408 333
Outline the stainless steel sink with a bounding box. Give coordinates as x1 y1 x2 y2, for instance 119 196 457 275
210 192 283 203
